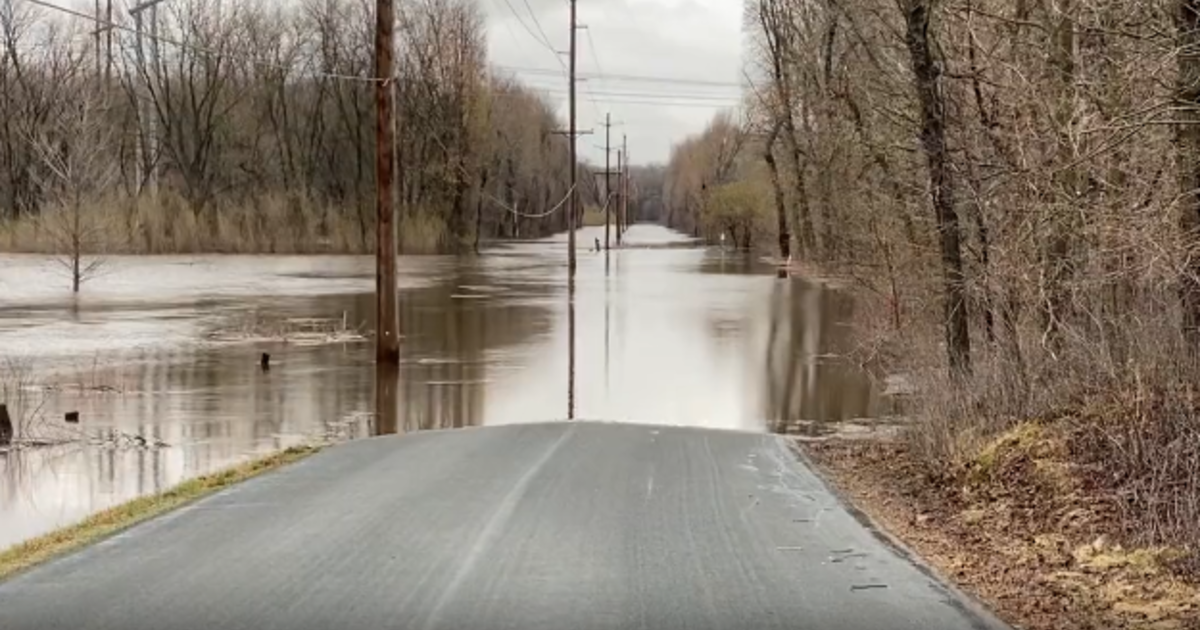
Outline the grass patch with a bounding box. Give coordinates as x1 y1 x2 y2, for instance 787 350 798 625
0 445 322 582
581 207 610 227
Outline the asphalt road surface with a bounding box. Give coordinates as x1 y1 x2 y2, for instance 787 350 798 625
0 422 1010 630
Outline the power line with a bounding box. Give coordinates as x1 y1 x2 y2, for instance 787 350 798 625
23 0 381 83
520 0 560 59
489 65 739 90
487 0 528 57
561 98 742 109
521 83 743 98
492 64 745 89
520 86 744 103
496 0 600 120
584 28 604 81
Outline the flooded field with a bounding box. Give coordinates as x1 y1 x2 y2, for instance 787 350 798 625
0 224 890 549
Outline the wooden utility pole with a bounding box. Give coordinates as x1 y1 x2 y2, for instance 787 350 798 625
130 0 169 195
603 113 612 251
568 0 578 275
616 149 623 246
375 0 400 364
90 1 113 81
93 1 101 77
622 134 629 239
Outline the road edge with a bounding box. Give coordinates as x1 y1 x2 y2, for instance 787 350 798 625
0 443 325 584
785 438 1014 630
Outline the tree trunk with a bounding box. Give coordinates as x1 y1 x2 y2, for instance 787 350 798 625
904 0 971 376
0 404 11 446
1178 0 1200 345
765 121 790 262
474 168 488 253
1042 0 1077 357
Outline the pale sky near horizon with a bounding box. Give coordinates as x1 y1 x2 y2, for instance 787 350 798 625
478 0 746 166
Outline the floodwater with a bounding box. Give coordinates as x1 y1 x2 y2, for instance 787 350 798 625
0 224 889 550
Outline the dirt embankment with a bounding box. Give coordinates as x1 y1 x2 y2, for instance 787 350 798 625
801 420 1200 630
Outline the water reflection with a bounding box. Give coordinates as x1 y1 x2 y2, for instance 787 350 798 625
0 225 884 549
568 274 577 421
760 277 880 435
373 363 399 437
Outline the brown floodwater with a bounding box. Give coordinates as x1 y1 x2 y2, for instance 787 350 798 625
0 224 890 550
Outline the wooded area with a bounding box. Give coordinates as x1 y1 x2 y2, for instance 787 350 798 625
659 0 1200 551
0 0 591 254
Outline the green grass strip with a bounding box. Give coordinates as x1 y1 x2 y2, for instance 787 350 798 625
0 444 322 582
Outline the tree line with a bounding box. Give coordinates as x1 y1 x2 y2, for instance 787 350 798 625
661 0 1200 547
0 0 594 254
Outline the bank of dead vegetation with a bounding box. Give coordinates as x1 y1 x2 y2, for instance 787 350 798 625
0 0 610 259
654 0 1200 626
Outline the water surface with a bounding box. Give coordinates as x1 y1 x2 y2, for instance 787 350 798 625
0 224 884 549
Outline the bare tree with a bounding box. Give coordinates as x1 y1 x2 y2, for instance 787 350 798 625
31 86 120 292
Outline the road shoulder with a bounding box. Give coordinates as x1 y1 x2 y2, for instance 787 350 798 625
0 445 321 583
799 438 1199 630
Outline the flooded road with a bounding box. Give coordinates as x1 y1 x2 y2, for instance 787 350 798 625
0 224 887 550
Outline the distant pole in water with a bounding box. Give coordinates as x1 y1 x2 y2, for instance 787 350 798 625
616 148 623 247
568 275 577 420
567 0 578 277
604 112 612 252
621 134 629 239
374 0 400 365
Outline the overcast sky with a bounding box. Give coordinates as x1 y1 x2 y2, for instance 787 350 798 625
478 0 746 166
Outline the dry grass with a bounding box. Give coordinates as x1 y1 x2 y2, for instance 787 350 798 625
0 192 456 255
581 207 609 227
805 437 1200 629
820 278 1200 628
0 358 53 445
399 212 450 254
894 305 1200 555
0 445 322 582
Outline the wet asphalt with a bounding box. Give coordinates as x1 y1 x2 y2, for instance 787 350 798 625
0 422 1010 630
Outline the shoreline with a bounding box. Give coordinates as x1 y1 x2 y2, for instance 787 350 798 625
0 445 323 583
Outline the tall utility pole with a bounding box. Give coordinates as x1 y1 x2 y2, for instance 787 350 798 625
619 148 628 246
93 1 100 77
130 0 169 195
621 134 629 241
106 0 113 82
91 1 113 82
374 0 400 364
603 113 612 251
567 0 578 275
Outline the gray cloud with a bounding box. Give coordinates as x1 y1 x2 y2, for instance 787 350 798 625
480 0 745 165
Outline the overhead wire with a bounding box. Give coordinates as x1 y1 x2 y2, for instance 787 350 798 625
499 0 561 65
24 0 383 83
487 0 529 57
496 0 600 121
493 64 745 89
